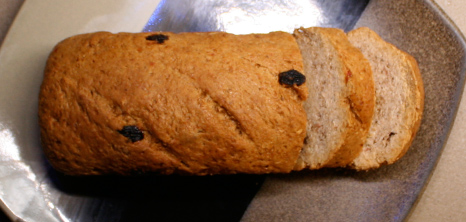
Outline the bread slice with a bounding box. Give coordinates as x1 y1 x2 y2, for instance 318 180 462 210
347 27 425 170
293 27 375 170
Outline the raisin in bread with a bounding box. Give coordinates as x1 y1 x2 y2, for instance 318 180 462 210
293 27 375 170
39 31 308 175
347 27 424 170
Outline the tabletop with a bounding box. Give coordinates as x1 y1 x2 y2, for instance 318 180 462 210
0 0 465 221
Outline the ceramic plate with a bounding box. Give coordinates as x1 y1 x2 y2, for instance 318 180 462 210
0 0 465 221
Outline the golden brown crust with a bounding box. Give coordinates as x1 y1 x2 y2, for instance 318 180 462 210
392 52 424 163
316 28 375 167
39 31 307 175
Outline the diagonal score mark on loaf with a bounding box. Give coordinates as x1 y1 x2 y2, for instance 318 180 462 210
199 89 255 142
145 129 191 169
170 65 256 145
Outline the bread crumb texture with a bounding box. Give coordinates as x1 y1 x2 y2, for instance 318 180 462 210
348 27 424 170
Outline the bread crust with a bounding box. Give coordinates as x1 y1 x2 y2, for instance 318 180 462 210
392 52 425 163
39 31 308 175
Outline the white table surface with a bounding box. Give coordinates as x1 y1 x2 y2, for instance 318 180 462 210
0 0 465 221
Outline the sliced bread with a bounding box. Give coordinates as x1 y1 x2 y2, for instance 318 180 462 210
347 27 425 170
293 27 375 170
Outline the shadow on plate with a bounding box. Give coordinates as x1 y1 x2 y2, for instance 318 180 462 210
47 167 265 222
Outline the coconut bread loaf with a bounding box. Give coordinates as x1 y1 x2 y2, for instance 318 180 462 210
347 27 424 170
39 31 308 175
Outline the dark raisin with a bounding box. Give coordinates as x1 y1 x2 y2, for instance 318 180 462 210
146 34 169 43
118 125 144 142
387 132 397 142
279 70 306 86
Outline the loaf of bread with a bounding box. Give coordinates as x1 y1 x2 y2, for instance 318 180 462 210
39 27 423 175
39 31 308 175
